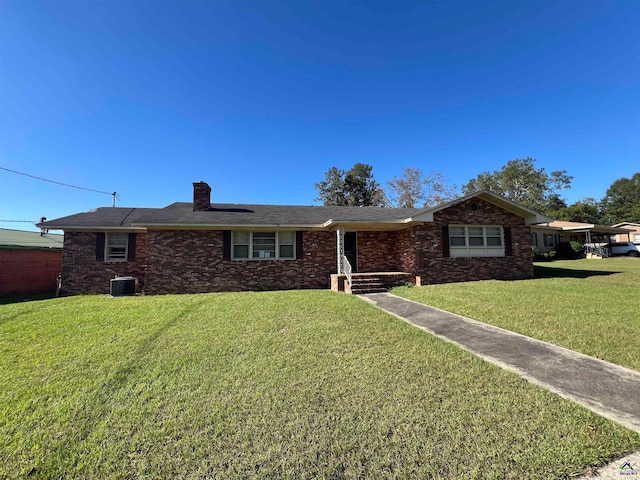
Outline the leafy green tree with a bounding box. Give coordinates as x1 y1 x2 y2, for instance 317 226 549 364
387 167 458 208
550 197 602 224
542 194 568 219
315 163 387 207
462 158 572 211
600 173 640 224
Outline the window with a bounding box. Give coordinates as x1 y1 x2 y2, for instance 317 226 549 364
531 232 538 247
449 225 504 257
278 231 295 258
544 234 556 248
232 231 295 260
106 233 128 261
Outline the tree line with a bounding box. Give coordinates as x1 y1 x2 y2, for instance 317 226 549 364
314 158 640 225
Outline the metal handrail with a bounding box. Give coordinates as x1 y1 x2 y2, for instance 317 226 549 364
341 254 352 286
585 243 609 258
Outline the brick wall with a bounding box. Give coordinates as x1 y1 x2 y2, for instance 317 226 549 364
61 232 147 295
414 198 533 284
357 231 400 272
395 228 419 272
144 230 337 294
0 249 62 295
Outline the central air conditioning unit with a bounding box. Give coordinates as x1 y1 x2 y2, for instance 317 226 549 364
110 276 136 297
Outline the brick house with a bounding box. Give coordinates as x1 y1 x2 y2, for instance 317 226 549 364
38 181 549 295
613 222 640 243
0 228 64 295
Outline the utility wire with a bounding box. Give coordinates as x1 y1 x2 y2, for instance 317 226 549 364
0 219 38 223
0 166 116 196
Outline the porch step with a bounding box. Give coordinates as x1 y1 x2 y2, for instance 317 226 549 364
349 276 387 294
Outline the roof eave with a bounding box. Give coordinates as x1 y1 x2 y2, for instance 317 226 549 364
132 223 327 230
323 219 424 231
42 226 147 232
409 191 552 225
525 214 554 226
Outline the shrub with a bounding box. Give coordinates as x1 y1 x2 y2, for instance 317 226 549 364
556 241 584 260
533 250 556 262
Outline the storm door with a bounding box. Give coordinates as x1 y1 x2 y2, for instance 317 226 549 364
344 232 358 272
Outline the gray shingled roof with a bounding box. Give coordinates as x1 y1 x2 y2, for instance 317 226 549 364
39 203 428 229
134 202 427 226
39 208 159 229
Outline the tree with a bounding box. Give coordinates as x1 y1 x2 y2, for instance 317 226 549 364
315 163 387 207
600 173 640 224
549 197 602 224
386 167 458 208
462 157 572 211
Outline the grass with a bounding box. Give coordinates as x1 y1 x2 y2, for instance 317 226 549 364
1 290 639 479
393 258 640 371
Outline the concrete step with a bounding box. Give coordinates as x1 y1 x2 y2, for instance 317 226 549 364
351 286 387 294
349 277 387 294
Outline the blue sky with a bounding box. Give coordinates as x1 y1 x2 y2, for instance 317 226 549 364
1 0 639 231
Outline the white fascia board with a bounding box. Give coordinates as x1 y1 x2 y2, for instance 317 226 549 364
322 219 422 231
404 212 433 223
412 190 550 224
612 222 640 228
61 226 148 232
134 223 327 230
530 224 562 232
524 214 554 225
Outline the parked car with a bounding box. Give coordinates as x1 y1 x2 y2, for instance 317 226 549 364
604 242 640 257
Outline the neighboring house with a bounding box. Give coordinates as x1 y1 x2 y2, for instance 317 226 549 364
0 228 64 295
530 221 631 254
38 181 550 296
612 222 640 243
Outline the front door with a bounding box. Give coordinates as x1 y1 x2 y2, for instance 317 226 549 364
344 232 358 272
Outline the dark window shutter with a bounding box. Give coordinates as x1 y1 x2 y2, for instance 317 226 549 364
96 233 105 261
441 225 450 257
504 227 513 256
128 233 137 261
223 231 231 260
296 231 304 259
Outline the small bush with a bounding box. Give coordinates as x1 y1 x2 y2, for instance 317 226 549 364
534 250 556 262
556 241 584 260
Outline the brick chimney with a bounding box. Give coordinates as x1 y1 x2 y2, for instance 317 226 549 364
193 181 212 211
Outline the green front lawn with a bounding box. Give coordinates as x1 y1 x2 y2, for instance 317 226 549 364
1 290 639 478
393 258 640 371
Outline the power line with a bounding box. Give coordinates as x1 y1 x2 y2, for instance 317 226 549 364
0 219 37 223
0 166 118 205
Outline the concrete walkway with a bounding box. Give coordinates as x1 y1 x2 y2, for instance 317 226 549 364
360 292 640 434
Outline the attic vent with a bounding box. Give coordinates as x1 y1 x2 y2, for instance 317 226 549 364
470 202 481 211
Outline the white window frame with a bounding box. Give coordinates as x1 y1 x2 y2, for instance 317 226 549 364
106 233 129 262
449 225 505 258
531 231 538 247
232 231 296 260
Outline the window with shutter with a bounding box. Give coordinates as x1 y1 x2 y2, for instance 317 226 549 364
231 231 296 260
105 233 129 262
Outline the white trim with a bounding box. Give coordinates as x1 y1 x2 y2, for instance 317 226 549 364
410 191 552 225
136 223 324 229
53 227 146 232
